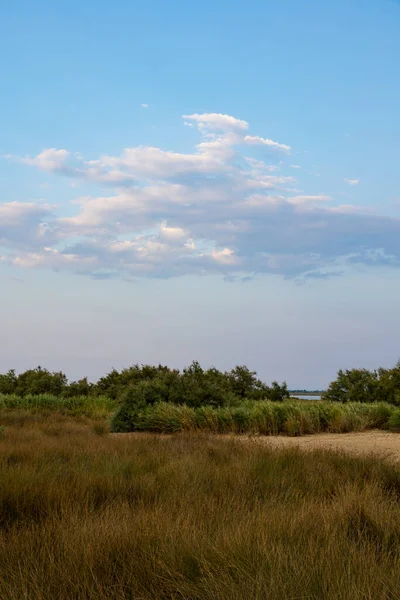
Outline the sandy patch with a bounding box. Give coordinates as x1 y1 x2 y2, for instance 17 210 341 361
233 430 400 462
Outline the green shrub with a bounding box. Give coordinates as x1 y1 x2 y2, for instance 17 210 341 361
110 380 169 432
367 403 394 428
195 406 220 432
0 370 17 394
325 361 400 405
388 409 400 432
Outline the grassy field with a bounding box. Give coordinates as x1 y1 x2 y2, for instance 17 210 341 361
0 393 115 418
1 411 400 599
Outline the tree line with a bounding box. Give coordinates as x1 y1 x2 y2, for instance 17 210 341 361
1 360 399 407
0 363 290 407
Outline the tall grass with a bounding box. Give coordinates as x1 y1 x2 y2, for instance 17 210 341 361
0 393 116 418
112 399 400 434
2 393 400 435
1 413 400 599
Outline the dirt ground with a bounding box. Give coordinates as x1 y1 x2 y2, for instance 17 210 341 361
235 430 400 463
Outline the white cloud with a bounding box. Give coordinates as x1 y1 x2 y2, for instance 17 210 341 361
83 145 235 181
17 114 289 188
109 240 136 253
182 113 248 132
22 148 70 172
244 135 291 152
0 201 52 224
211 247 240 265
290 165 301 169
10 247 97 270
3 112 400 280
245 157 278 172
141 103 148 108
0 202 56 249
287 195 332 205
344 178 359 186
160 222 187 242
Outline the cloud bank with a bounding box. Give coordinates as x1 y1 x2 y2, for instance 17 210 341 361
2 113 400 280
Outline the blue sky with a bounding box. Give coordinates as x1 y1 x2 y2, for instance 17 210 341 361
1 0 400 387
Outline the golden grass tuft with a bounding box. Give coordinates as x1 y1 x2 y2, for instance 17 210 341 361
1 411 400 599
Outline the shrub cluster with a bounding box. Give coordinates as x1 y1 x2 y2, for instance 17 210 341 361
324 362 400 405
0 362 289 406
0 367 91 397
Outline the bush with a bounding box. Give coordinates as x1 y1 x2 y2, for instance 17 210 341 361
0 370 17 394
325 362 400 405
109 362 291 431
63 377 92 397
0 367 68 397
388 409 400 432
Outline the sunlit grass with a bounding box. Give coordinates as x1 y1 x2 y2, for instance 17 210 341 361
1 413 400 599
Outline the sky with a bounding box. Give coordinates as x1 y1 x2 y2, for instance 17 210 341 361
1 0 400 388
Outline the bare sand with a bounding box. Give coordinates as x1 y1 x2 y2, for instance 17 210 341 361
233 430 400 463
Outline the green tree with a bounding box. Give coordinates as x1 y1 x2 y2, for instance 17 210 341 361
64 377 92 397
228 366 261 398
265 380 290 402
324 368 380 403
325 362 400 405
14 367 67 396
0 369 17 394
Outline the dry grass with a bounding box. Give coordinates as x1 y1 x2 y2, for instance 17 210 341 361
1 411 400 599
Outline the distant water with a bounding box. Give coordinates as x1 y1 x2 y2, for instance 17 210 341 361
291 394 322 401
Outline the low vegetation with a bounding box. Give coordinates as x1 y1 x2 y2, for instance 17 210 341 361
0 413 400 600
0 393 115 419
1 360 400 435
2 394 400 436
111 398 400 434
